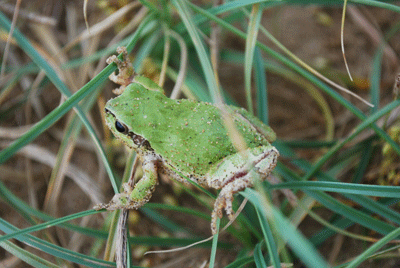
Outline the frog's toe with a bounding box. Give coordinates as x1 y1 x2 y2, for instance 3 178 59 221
94 193 127 211
211 195 225 234
212 194 225 219
210 211 220 235
210 188 235 234
224 197 235 220
93 203 109 210
106 55 118 65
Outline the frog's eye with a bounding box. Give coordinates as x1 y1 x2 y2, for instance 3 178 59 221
115 121 129 134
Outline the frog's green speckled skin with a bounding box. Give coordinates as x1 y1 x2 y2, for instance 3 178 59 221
96 47 279 234
106 78 274 179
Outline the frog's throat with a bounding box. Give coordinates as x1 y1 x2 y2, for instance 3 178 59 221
127 131 149 148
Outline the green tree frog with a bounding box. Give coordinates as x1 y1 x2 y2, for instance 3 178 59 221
95 47 279 234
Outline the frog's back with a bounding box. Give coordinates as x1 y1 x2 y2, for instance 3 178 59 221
107 83 270 176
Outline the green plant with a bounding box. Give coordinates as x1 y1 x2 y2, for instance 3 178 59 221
1 1 400 267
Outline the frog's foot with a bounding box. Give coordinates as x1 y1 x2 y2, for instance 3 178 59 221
211 177 252 234
209 146 279 234
94 183 150 211
94 192 133 211
106 46 135 93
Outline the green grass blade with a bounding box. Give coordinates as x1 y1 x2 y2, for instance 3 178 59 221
349 0 400 12
0 218 115 267
255 206 281 268
185 2 400 155
0 210 99 243
0 12 153 193
242 189 330 268
1 240 59 268
351 141 374 184
0 66 109 162
209 218 220 268
225 256 254 268
346 226 400 268
278 142 400 228
277 163 395 235
141 207 190 234
253 48 269 124
244 3 263 114
254 241 267 268
172 0 221 103
302 99 400 182
270 181 400 198
370 49 383 112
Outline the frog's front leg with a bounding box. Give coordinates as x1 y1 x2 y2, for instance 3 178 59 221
106 46 135 95
95 152 160 211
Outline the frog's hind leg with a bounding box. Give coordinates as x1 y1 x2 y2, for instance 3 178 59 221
210 146 279 234
211 175 253 234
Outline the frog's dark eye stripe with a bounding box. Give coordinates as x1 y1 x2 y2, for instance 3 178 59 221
115 121 129 134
